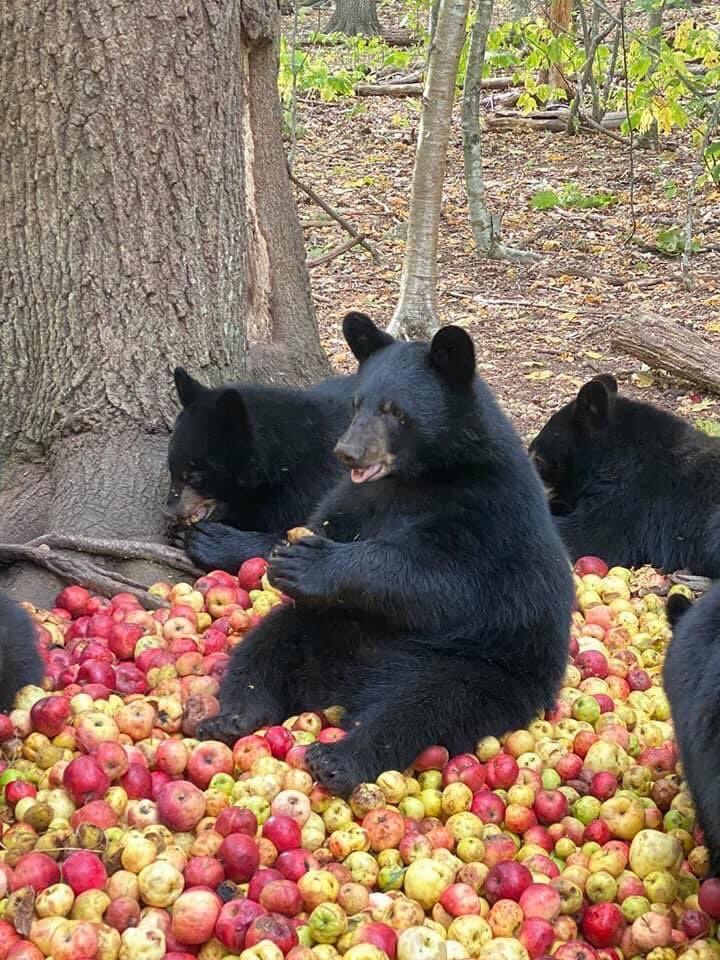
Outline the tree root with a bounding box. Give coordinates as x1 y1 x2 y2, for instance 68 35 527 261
0 535 204 609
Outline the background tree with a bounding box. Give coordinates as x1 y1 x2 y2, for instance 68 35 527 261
325 0 382 36
0 0 328 602
389 0 471 339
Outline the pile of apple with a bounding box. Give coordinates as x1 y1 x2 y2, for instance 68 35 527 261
1 555 720 960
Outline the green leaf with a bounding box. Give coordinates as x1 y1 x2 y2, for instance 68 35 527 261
696 419 720 437
531 189 561 210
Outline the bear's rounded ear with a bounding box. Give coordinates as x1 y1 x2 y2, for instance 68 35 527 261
592 373 618 394
574 378 612 427
343 312 394 364
215 388 252 435
429 326 476 387
666 593 693 628
174 367 207 408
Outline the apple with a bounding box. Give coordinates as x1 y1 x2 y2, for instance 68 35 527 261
485 863 533 904
184 856 225 889
115 662 148 695
259 880 303 916
575 557 609 577
155 740 189 777
219 833 261 883
104 896 141 932
120 763 153 799
519 918 555 959
156 780 206 831
533 790 569 825
245 913 298 954
262 815 302 852
215 899 267 952
5 780 37 806
486 754 519 790
92 741 130 781
356 921 398 959
215 806 258 838
582 903 625 948
439 882 482 917
61 851 107 895
55 585 91 617
11 853 61 892
49 920 98 960
62 755 111 805
171 889 221 946
471 791 506 824
275 849 319 882
403 858 454 909
248 868 285 902
518 884 562 921
698 878 720 919
30 696 70 737
238 558 268 592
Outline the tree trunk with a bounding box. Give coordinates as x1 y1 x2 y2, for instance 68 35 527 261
324 0 381 36
0 0 328 605
638 1 665 149
547 0 573 92
462 0 540 263
388 0 471 339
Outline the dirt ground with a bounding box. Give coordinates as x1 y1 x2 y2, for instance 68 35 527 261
288 1 720 442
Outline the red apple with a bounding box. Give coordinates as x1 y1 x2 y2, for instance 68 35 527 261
534 790 569 825
237 558 268 592
439 882 482 917
275 849 319 882
61 851 107 895
245 914 298 954
184 856 225 889
171 889 222 946
70 800 118 830
55 585 91 617
215 899 267 952
11 853 61 892
590 772 618 801
413 745 450 772
486 754 519 790
356 922 398 960
155 740 189 777
92 741 130 782
114 662 148 696
259 880 303 916
519 918 555 959
215 807 258 838
119 763 153 799
187 741 234 789
471 791 506 824
219 833 261 883
574 557 609 577
262 815 302 852
104 896 141 932
63 756 111 805
265 725 295 760
582 903 625 948
248 869 285 902
485 862 533 904
157 780 207 831
699 879 720 919
4 781 37 806
30 696 71 737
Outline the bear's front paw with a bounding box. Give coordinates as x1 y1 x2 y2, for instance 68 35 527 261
306 740 374 795
269 538 339 602
197 711 257 745
186 522 259 572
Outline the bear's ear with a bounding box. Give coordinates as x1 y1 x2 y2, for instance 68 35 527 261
574 378 612 428
174 367 207 408
343 312 394 364
215 388 252 435
429 326 476 388
666 593 693 628
592 373 618 394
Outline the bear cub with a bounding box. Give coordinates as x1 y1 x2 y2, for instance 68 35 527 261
0 593 44 712
664 588 720 875
167 366 356 571
198 313 573 793
530 374 720 577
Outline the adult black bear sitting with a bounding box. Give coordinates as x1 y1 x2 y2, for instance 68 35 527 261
529 375 720 577
198 313 573 793
167 367 356 569
0 593 44 712
664 589 720 875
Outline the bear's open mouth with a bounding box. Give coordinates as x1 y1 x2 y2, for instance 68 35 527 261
350 464 391 484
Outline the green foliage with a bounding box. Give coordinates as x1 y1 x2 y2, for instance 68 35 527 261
531 183 617 211
654 225 700 256
695 419 720 437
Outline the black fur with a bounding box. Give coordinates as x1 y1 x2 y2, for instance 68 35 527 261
198 315 573 792
167 368 357 570
663 587 720 875
529 376 720 576
0 593 44 712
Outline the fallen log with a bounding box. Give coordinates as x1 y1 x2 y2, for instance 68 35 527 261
611 314 720 397
356 75 514 97
487 108 626 132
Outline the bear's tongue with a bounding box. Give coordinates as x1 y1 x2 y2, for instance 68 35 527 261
351 464 385 484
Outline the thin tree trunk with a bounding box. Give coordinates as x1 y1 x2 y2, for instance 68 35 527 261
0 0 328 604
462 0 540 262
547 0 574 92
324 0 382 36
389 0 471 339
638 1 665 149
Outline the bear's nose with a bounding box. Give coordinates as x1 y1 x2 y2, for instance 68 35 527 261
334 437 365 468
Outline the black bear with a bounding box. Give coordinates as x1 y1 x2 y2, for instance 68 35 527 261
167 366 357 571
664 588 720 875
198 313 573 793
0 593 44 712
529 375 720 577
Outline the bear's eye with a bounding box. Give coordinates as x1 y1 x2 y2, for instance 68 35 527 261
381 401 405 421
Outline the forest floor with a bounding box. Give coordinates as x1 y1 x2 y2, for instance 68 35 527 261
287 0 720 441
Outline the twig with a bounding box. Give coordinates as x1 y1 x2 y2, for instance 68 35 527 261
619 1 637 242
288 168 381 263
682 98 720 290
469 294 606 316
25 534 203 576
307 235 363 267
0 542 170 609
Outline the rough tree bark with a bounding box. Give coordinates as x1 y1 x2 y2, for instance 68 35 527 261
546 0 574 92
388 0 471 339
462 0 540 262
324 0 382 36
0 0 329 605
